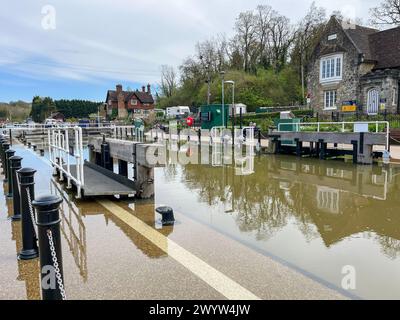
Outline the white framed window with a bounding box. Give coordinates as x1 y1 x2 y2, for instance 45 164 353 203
131 99 138 106
324 90 337 109
320 54 343 83
328 34 337 40
393 87 398 106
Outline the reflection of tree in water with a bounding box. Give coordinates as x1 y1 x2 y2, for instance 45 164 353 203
377 236 400 260
163 164 179 182
176 158 400 255
180 161 317 241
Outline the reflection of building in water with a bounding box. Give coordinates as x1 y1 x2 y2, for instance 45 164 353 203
179 155 400 255
316 187 339 214
51 180 88 281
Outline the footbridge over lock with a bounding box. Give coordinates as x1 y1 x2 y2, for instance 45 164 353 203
44 126 159 199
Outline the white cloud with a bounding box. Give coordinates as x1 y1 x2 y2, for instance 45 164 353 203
0 0 380 86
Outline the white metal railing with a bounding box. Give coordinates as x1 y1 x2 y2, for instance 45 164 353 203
48 126 84 198
112 125 144 142
277 121 390 150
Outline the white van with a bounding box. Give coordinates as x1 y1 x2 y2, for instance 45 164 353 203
166 106 190 118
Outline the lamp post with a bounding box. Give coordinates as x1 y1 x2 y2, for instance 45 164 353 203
220 71 225 128
225 80 235 130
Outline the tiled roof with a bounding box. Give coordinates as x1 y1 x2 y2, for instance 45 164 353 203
106 90 154 104
369 27 400 69
340 18 400 69
344 25 378 60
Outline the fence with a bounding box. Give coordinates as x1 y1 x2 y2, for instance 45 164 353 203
48 127 85 198
315 111 400 129
277 121 390 150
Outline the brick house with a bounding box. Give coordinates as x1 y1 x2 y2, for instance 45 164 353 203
307 16 400 116
105 84 155 119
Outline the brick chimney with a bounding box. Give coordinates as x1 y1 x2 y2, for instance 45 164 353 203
116 84 122 94
147 84 151 94
142 85 146 92
117 84 127 119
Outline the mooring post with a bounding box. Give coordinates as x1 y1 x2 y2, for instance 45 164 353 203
28 142 31 149
2 143 10 177
33 195 66 300
156 206 175 226
0 139 5 167
9 129 12 146
9 155 22 221
17 168 39 260
5 149 15 188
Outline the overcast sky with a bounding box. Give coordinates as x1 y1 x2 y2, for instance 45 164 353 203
0 0 380 102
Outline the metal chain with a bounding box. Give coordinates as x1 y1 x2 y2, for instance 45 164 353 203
25 187 38 239
46 229 67 300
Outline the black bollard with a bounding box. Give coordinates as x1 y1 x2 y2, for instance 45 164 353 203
33 145 37 152
9 155 22 221
156 206 175 226
5 149 15 189
2 143 10 176
33 195 66 300
0 139 5 166
28 142 31 148
40 149 45 157
18 168 39 260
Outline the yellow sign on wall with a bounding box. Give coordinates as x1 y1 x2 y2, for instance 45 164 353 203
341 105 357 112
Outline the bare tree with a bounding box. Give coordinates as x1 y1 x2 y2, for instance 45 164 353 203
293 2 326 100
370 0 400 27
255 5 274 68
268 13 294 72
234 11 258 72
160 65 177 98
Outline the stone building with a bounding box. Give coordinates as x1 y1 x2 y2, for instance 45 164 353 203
105 84 155 119
307 16 400 116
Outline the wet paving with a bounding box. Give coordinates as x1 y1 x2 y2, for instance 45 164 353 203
2 142 400 300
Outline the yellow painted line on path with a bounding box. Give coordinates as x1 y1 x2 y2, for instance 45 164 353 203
97 199 260 300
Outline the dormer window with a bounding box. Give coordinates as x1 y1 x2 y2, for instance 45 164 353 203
131 99 138 106
320 54 343 83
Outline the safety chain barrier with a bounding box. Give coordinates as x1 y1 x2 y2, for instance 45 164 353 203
47 229 67 300
0 134 67 300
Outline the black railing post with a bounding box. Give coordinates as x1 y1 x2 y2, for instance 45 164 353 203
18 168 39 260
33 195 65 300
0 138 5 168
9 155 22 221
2 142 10 178
5 149 15 192
198 129 201 145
